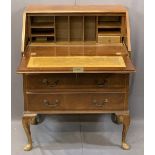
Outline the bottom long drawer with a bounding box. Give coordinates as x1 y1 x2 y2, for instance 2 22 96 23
26 93 126 111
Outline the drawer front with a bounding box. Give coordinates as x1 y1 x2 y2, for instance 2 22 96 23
26 74 69 89
98 36 121 44
76 74 126 89
27 93 125 111
26 74 127 90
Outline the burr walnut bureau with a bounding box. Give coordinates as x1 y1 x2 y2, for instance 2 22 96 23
17 5 135 151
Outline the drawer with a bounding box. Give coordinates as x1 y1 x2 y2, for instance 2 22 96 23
27 93 125 111
76 74 127 89
98 35 121 44
26 74 69 89
26 74 127 90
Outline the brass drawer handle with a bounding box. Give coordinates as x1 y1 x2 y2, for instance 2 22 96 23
95 79 107 88
42 79 59 87
92 99 108 107
43 99 59 107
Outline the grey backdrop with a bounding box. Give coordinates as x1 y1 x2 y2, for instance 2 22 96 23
11 0 144 120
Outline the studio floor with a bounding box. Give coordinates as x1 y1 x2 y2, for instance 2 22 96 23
12 115 143 155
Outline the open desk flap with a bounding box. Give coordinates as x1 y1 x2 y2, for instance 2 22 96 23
17 43 135 73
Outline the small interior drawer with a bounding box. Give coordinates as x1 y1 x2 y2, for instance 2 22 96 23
98 36 121 44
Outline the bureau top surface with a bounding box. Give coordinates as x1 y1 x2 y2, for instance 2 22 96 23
24 5 127 14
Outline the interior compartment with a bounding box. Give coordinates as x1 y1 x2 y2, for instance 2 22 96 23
98 16 121 22
31 28 54 36
98 21 121 28
32 36 54 43
98 16 121 29
84 16 96 41
98 28 121 36
28 15 124 44
30 16 54 27
70 16 83 41
55 16 69 42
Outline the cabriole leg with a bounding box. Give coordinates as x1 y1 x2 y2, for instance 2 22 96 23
115 113 131 150
22 114 37 151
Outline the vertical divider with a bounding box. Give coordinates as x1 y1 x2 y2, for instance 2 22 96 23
83 16 85 55
83 16 85 42
96 16 98 43
121 16 125 42
68 16 70 56
68 16 70 42
54 16 56 42
28 16 32 42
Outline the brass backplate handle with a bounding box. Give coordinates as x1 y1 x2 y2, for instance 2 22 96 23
92 99 108 107
95 79 107 88
43 99 59 107
42 79 59 87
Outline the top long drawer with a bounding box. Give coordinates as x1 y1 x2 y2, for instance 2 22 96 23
25 73 128 90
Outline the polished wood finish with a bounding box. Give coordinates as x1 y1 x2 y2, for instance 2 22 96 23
18 5 135 151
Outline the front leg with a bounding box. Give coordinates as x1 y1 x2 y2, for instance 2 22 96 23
115 113 131 150
22 114 37 151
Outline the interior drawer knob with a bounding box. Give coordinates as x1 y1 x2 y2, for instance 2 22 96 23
108 39 111 43
43 99 59 107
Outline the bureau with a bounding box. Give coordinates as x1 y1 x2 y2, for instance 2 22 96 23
17 5 135 151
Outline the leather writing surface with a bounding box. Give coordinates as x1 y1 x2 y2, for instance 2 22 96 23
27 56 126 68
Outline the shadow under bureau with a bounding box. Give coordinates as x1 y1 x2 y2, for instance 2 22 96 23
17 5 135 151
